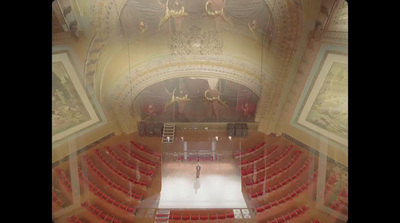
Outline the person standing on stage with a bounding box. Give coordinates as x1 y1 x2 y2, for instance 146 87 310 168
196 163 201 178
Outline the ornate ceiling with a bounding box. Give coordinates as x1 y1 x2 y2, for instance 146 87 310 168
52 0 347 133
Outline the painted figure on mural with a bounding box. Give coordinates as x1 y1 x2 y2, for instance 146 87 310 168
196 163 201 178
241 102 250 121
146 104 156 118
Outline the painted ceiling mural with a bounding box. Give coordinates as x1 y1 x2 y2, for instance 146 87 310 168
134 77 259 123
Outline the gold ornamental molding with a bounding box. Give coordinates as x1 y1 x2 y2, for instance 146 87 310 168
84 0 302 114
107 55 276 112
159 0 188 28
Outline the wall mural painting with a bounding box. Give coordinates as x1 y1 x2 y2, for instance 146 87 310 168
52 52 100 143
134 77 259 123
52 63 90 134
296 51 348 146
306 62 348 138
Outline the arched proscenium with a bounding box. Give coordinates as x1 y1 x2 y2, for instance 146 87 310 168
84 0 301 98
107 55 276 118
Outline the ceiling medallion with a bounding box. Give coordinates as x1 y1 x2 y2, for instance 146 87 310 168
169 26 223 55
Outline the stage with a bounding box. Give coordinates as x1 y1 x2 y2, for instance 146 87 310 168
158 160 247 209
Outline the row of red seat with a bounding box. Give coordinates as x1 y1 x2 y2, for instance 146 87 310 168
255 170 318 214
81 201 123 223
240 146 293 173
77 168 139 211
83 155 145 199
237 145 279 166
327 170 338 185
250 158 312 199
233 141 266 158
316 170 338 201
66 215 84 223
330 198 348 214
55 168 75 192
169 212 235 221
264 205 309 223
244 150 303 186
105 147 154 177
92 151 150 188
120 146 158 169
130 141 161 158
52 189 65 207
311 219 323 223
241 147 297 176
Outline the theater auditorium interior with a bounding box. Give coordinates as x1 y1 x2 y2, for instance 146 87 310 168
51 0 348 222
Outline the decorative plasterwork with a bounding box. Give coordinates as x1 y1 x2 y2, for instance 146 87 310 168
256 0 302 131
326 0 348 33
168 26 223 55
107 55 275 114
81 0 302 132
83 0 302 99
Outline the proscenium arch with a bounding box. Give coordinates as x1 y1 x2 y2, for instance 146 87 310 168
85 0 301 104
108 55 277 116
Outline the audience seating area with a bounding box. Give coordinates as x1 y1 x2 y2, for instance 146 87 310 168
105 147 154 177
52 189 65 208
83 155 146 199
254 169 318 214
119 145 158 169
237 145 280 166
130 141 161 158
233 141 266 159
243 150 304 187
249 157 313 199
92 150 150 189
81 201 123 223
165 209 235 222
264 205 309 223
52 137 347 223
55 168 75 193
66 215 84 223
240 147 299 177
77 168 138 212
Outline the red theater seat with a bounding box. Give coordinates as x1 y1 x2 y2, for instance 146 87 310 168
127 207 135 213
263 203 272 210
191 214 199 220
284 194 292 201
276 217 285 223
283 214 291 221
200 215 208 220
182 215 190 220
271 201 279 207
226 213 234 218
217 214 225 219
289 210 297 218
173 214 181 220
209 214 217 220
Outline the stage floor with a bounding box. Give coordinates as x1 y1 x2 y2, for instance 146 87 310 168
158 160 247 209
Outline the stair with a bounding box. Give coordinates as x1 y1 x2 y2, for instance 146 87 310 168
154 210 170 223
162 123 175 143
